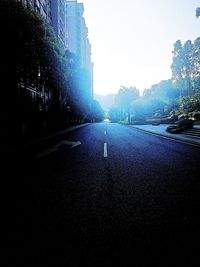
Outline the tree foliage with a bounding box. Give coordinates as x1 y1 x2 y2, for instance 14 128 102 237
0 0 101 139
109 86 139 122
91 100 105 122
196 7 200 18
179 91 200 114
171 38 200 96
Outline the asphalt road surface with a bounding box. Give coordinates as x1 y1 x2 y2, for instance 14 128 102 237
6 122 200 266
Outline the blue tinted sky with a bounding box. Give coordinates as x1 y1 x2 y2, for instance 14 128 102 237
81 0 200 95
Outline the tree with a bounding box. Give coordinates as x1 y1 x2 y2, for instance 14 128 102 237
114 86 140 122
91 100 104 122
171 39 199 97
142 80 179 117
0 0 95 140
108 105 122 122
179 91 200 114
171 40 185 95
191 37 200 92
182 40 193 95
130 98 148 121
196 7 200 18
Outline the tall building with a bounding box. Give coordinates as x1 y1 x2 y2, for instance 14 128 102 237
65 1 82 58
17 0 51 23
66 0 94 96
18 0 67 50
18 0 94 96
50 0 67 50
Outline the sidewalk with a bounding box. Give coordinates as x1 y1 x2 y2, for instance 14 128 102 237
129 124 200 147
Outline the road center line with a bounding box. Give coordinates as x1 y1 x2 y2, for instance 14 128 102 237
104 142 108 158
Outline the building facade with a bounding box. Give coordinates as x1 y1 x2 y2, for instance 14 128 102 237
17 0 51 23
66 1 82 58
50 0 67 50
18 0 94 97
66 0 93 96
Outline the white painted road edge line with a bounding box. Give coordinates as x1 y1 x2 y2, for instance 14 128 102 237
104 143 108 158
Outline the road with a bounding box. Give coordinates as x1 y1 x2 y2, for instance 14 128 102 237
6 122 200 266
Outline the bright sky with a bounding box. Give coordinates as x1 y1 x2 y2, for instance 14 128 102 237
81 0 200 95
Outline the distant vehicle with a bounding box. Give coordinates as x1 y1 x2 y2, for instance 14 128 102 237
152 122 160 126
104 118 110 122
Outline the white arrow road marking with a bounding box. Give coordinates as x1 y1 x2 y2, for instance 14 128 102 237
36 140 81 158
104 131 107 135
57 140 81 148
104 143 108 158
71 141 82 148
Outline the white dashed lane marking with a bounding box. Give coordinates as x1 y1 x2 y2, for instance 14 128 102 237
104 142 108 158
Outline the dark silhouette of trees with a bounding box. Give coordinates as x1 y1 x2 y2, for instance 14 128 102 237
0 0 101 142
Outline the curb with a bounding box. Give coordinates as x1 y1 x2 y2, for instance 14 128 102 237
129 125 200 148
